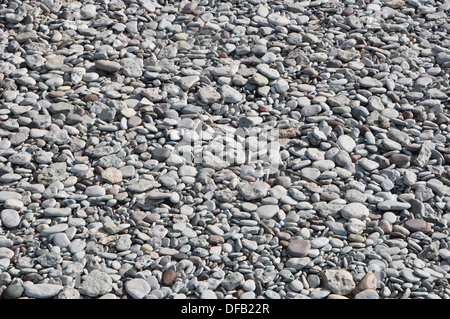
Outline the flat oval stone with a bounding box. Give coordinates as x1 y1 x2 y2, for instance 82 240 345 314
1 209 21 228
389 154 410 167
95 60 122 72
84 185 106 197
24 284 63 299
404 219 431 233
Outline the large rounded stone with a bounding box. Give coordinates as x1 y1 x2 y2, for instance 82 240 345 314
287 238 311 257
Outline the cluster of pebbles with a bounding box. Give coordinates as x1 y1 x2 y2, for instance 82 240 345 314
0 0 449 300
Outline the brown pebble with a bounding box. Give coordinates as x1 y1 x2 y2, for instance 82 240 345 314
161 268 176 286
326 120 345 128
107 187 119 195
404 219 431 233
242 175 256 182
36 139 46 147
320 191 340 202
389 154 410 167
144 213 160 223
221 30 230 39
283 58 296 67
198 273 209 281
277 232 292 241
58 10 71 19
379 119 390 129
402 111 413 119
416 111 427 122
265 178 276 187
356 125 370 135
392 224 410 237
436 113 449 124
351 154 361 163
219 52 228 59
209 235 225 245
353 271 377 295
341 7 354 16
377 220 392 234
128 39 140 46
48 90 65 98
52 119 65 128
182 2 198 14
83 94 99 102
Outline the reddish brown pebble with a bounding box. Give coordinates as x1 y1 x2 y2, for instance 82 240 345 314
162 268 176 286
258 106 270 112
377 220 392 234
83 94 99 102
280 240 290 248
182 2 198 14
36 139 46 147
404 219 431 233
265 178 276 187
198 273 209 281
353 271 377 295
144 213 160 223
48 91 65 98
277 232 292 241
417 112 427 122
402 111 413 119
209 235 225 245
283 58 296 67
351 154 362 163
389 154 410 167
379 120 390 129
242 175 256 182
341 7 354 16
320 191 340 202
326 120 345 128
219 52 228 59
107 187 119 195
356 125 370 135
58 10 71 19
128 39 141 46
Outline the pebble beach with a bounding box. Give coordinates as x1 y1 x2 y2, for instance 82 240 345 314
0 0 449 299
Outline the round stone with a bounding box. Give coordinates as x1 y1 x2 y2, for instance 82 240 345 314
1 209 21 228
